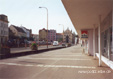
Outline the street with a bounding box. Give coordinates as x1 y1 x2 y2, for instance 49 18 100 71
0 44 113 79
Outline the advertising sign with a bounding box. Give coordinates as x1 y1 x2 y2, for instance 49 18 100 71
81 30 88 38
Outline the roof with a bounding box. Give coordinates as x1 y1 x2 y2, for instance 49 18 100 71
32 34 39 36
0 14 9 23
22 26 31 31
56 33 63 35
12 25 26 33
62 0 112 36
39 28 47 32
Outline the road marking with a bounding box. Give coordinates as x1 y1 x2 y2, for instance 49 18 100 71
33 55 85 56
31 58 62 78
36 65 96 69
18 57 91 61
0 62 96 69
0 62 22 66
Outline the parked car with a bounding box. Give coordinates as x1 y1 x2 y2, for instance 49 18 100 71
53 41 59 46
62 43 66 47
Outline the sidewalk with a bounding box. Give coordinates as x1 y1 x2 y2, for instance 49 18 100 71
0 44 112 79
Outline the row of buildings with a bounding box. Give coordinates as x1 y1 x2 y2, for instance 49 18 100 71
0 14 76 47
9 25 32 39
0 14 34 46
39 28 76 44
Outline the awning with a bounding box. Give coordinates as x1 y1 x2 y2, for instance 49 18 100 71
62 0 112 36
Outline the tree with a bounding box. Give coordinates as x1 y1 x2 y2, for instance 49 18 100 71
58 38 63 42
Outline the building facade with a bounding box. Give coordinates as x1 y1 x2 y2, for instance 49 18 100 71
96 12 112 60
56 33 63 42
0 14 9 44
62 0 113 69
21 26 32 38
48 30 56 42
9 25 26 38
32 34 39 42
39 28 47 41
63 28 73 44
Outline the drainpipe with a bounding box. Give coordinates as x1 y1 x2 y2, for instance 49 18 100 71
98 15 102 66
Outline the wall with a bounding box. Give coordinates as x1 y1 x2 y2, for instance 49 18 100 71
94 11 113 61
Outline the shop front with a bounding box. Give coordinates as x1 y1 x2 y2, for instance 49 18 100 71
62 0 113 69
99 12 112 61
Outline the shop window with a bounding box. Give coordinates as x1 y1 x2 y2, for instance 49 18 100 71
101 29 108 58
110 26 113 61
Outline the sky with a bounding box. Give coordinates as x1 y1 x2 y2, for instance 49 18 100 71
0 0 77 34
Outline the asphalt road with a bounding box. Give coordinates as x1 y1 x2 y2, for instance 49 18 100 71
0 45 113 79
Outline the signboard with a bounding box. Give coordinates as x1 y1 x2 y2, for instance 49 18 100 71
81 30 88 38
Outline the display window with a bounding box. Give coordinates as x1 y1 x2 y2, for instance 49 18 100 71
101 29 108 58
110 26 113 61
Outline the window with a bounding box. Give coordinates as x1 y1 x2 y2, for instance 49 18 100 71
1 23 3 27
1 30 3 35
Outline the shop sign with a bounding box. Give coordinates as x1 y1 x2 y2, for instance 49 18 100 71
81 30 88 38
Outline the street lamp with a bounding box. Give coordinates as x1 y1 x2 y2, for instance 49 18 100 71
39 7 48 48
59 24 64 43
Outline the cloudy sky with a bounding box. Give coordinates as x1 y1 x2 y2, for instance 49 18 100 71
0 0 77 34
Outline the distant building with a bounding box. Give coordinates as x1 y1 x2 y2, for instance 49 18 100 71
39 28 47 41
48 30 56 42
32 34 39 42
63 28 75 44
0 14 9 44
9 25 26 38
72 32 76 44
20 26 32 38
56 33 63 42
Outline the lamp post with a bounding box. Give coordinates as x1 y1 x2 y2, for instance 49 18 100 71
39 7 48 48
59 24 64 43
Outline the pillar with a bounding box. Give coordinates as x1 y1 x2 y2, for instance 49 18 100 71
93 24 96 59
98 15 102 66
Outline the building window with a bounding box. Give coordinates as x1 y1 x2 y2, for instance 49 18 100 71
110 27 113 61
1 30 3 35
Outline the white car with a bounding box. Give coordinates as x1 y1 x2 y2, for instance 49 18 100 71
53 41 59 46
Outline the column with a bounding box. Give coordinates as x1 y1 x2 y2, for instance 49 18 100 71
98 15 102 66
108 28 110 60
93 24 96 59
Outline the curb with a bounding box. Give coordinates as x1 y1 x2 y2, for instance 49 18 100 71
0 46 65 59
